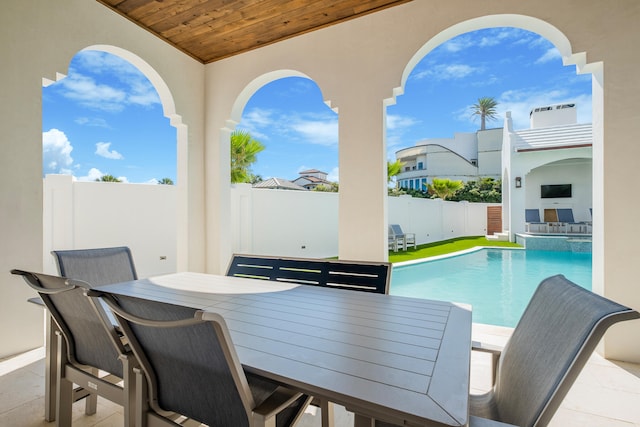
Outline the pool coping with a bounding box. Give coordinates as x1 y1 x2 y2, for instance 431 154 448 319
393 245 525 267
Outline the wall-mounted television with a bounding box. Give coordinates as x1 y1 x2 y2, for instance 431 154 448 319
541 184 572 198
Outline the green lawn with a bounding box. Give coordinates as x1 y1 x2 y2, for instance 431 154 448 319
389 236 522 263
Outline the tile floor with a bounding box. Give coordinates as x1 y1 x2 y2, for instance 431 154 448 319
1 324 638 426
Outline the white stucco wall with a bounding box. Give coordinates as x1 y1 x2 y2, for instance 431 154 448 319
42 175 177 279
0 0 205 357
2 0 639 362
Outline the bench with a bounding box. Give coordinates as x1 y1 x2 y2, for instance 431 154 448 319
226 254 391 294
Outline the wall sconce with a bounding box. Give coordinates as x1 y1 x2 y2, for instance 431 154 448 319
515 177 522 188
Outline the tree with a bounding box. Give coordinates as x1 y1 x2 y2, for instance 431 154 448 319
427 178 464 200
387 160 404 183
158 177 174 185
230 130 265 184
471 97 499 130
312 182 339 192
96 174 121 182
449 177 502 202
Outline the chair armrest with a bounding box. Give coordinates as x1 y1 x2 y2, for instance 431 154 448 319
470 415 519 427
472 341 503 385
252 386 308 419
472 341 502 355
28 297 45 307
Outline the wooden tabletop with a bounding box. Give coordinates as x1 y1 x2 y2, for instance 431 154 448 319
96 272 472 426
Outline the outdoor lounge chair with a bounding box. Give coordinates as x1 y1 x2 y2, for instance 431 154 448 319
524 209 547 233
389 224 416 250
376 274 639 427
556 208 584 233
11 270 137 427
91 291 311 427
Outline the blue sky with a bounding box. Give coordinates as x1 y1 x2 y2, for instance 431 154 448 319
42 27 591 184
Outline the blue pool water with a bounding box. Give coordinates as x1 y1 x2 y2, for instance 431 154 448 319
390 249 592 327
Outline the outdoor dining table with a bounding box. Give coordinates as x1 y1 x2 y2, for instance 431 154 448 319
93 271 473 427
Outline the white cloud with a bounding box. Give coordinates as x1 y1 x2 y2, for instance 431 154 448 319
75 117 110 127
95 142 123 159
535 48 562 64
241 108 338 147
291 118 338 146
386 114 419 131
57 50 161 112
59 73 127 112
76 167 128 183
495 89 592 130
414 63 482 81
77 167 105 182
43 129 74 173
127 78 161 107
327 167 339 182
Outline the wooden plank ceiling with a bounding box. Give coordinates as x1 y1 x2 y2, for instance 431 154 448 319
97 0 412 64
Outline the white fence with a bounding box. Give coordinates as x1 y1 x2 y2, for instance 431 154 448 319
43 176 499 277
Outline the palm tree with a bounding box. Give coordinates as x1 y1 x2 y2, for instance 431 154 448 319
471 97 499 130
230 130 265 184
158 178 174 185
387 160 404 183
427 178 463 200
96 174 121 182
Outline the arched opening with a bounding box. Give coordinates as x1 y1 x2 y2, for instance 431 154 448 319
384 15 598 318
41 46 187 275
227 72 339 257
386 15 597 243
42 48 179 183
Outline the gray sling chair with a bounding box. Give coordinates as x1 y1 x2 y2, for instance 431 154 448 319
11 270 137 427
51 246 138 286
90 290 312 427
376 274 640 427
49 246 138 418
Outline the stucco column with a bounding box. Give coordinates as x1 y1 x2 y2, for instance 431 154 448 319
336 94 388 262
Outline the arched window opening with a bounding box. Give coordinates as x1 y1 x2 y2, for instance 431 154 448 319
235 76 338 191
42 50 176 184
387 27 591 197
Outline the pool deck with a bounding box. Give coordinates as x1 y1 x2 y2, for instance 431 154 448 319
2 323 638 426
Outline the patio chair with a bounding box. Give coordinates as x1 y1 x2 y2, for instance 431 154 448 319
543 208 563 233
377 274 639 427
51 246 138 285
524 209 547 233
51 246 138 411
388 226 402 252
91 291 312 427
556 208 584 233
389 224 416 250
10 270 137 427
226 254 390 294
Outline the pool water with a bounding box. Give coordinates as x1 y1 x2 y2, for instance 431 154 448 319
390 249 592 327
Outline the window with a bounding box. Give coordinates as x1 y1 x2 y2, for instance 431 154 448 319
418 162 424 170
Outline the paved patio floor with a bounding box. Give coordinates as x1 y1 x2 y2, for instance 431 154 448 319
1 324 638 426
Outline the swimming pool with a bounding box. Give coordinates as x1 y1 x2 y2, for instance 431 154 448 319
390 249 592 327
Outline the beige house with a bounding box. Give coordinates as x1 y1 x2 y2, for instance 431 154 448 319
2 1 639 365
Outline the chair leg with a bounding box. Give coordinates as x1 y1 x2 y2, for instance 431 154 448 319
45 314 59 422
84 368 99 415
354 414 375 427
122 355 137 427
55 332 73 427
134 367 149 427
320 399 335 427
